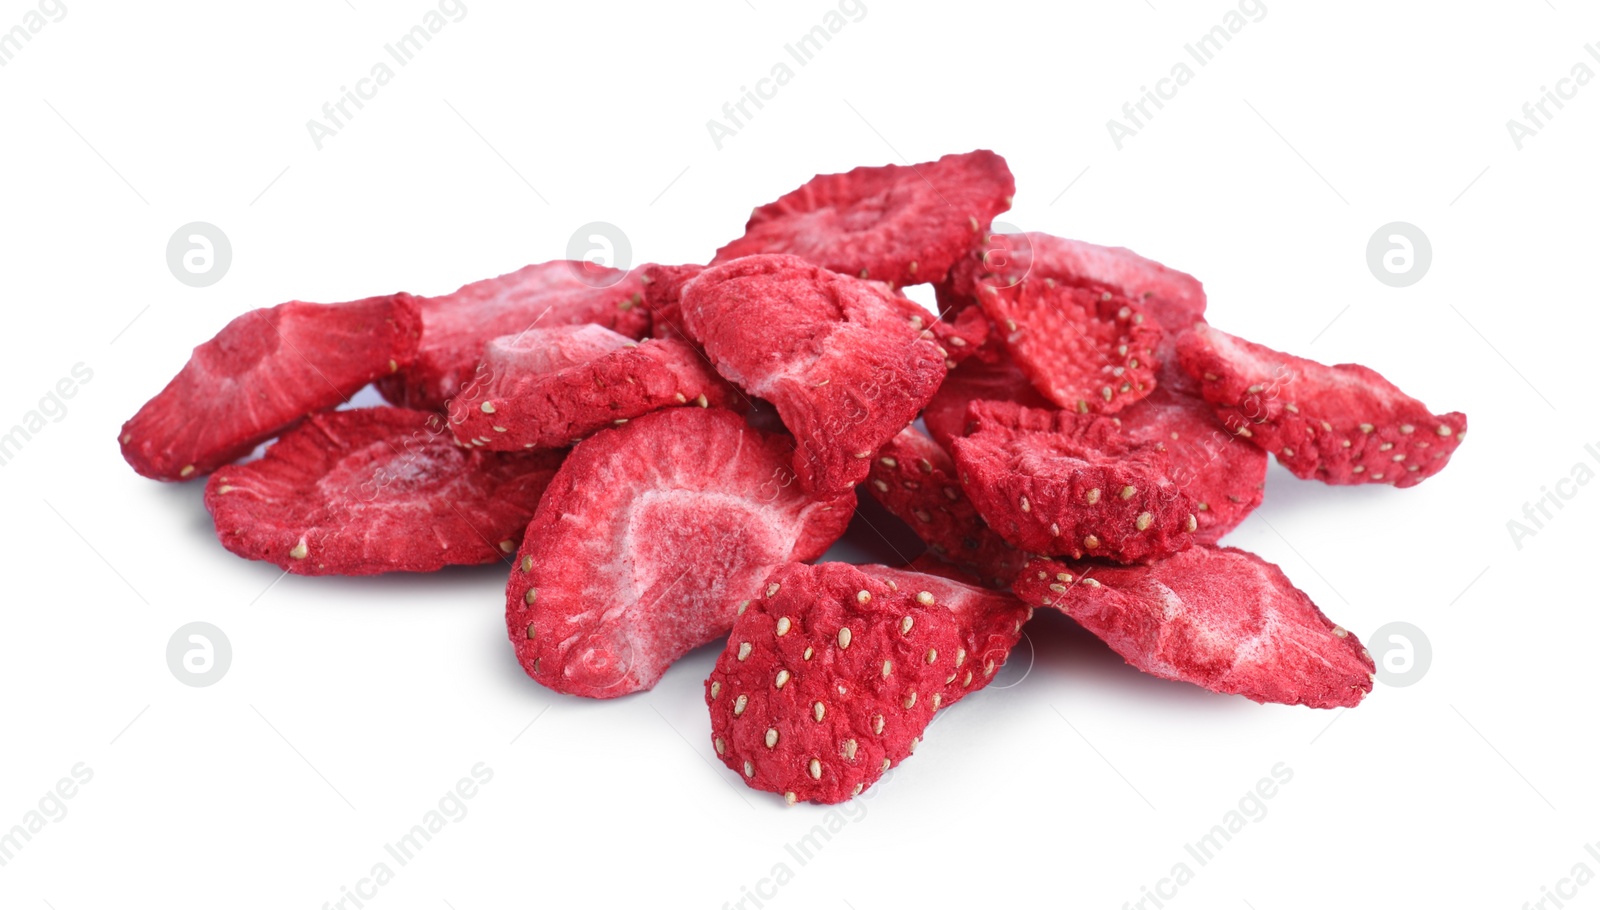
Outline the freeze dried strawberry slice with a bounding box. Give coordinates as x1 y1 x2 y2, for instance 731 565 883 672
1177 324 1467 487
1014 548 1375 708
947 232 1206 332
380 261 650 409
866 427 1025 587
876 289 991 372
921 357 1052 453
707 562 1031 804
952 402 1197 563
680 255 947 494
506 408 853 699
934 304 997 365
712 150 1015 287
887 299 994 371
120 294 422 482
446 326 737 451
977 277 1163 415
1115 384 1267 543
204 408 560 575
641 263 704 342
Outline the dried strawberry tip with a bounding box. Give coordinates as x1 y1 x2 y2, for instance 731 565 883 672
706 562 1028 803
1176 324 1466 488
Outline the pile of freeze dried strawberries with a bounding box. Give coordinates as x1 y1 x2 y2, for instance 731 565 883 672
121 150 1467 804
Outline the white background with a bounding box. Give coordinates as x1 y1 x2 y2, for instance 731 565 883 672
1 1 1595 907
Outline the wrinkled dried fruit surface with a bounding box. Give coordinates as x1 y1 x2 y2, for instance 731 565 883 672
866 427 1026 587
976 277 1163 414
1014 547 1375 708
642 263 705 342
380 261 649 409
1114 384 1267 543
707 562 1030 803
205 407 560 575
1177 324 1467 487
713 150 1015 287
945 232 1207 332
506 407 854 699
121 294 422 482
953 402 1197 563
680 254 947 494
447 326 737 451
931 304 998 366
921 357 1052 454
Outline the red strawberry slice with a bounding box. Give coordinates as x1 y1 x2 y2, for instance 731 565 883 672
921 357 1052 453
707 562 1031 803
120 294 422 482
865 427 1026 588
379 261 650 410
679 254 947 495
931 303 997 366
927 363 1261 544
205 407 561 575
1114 384 1267 543
975 277 1164 415
952 401 1197 563
882 293 994 371
506 407 854 699
446 326 738 451
1176 324 1467 487
641 263 704 342
1014 547 1375 708
712 150 1015 287
943 232 1207 332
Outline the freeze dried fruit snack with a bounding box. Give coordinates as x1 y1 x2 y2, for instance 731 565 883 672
929 303 997 366
506 407 854 699
880 291 993 370
945 232 1207 332
640 263 705 342
921 357 1053 453
977 277 1163 414
447 326 737 451
205 407 561 575
713 150 1015 287
952 401 1197 563
120 294 422 482
1176 323 1467 487
865 427 1025 588
679 254 947 494
380 261 650 410
1114 384 1267 543
707 562 1031 803
1014 547 1375 708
